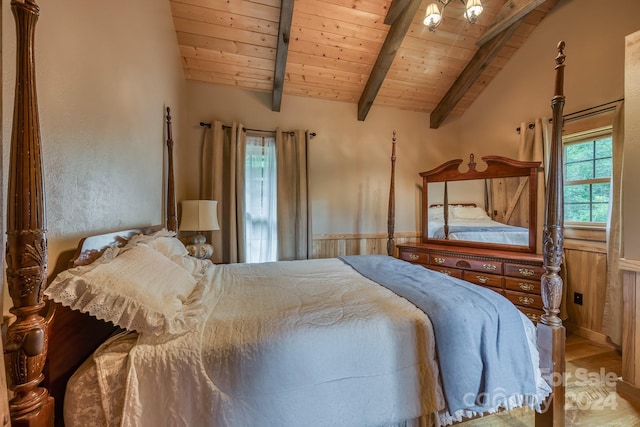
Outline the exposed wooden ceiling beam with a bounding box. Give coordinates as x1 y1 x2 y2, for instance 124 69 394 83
430 18 524 129
271 0 294 112
357 0 421 121
476 0 546 47
384 0 412 25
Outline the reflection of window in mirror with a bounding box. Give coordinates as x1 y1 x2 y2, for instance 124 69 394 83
563 125 612 227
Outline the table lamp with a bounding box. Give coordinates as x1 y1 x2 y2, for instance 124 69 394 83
179 200 220 259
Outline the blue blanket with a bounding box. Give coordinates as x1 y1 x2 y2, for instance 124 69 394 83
339 255 536 413
433 224 526 239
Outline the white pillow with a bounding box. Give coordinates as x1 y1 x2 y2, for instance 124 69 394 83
143 236 189 259
451 206 491 220
428 206 444 220
127 229 213 277
44 244 204 336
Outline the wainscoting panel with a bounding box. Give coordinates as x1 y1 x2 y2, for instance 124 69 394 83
312 232 420 259
564 248 608 338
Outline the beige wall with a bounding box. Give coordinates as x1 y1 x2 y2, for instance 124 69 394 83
2 1 186 310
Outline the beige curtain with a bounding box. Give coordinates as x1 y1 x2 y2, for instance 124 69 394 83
202 121 246 264
201 124 310 263
517 118 551 252
276 129 312 260
603 102 625 345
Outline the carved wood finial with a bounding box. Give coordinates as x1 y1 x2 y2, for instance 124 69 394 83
468 153 477 170
553 41 566 99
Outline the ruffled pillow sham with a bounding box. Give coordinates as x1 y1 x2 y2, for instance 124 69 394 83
44 242 205 336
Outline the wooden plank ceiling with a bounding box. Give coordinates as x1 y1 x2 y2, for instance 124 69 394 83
171 0 559 127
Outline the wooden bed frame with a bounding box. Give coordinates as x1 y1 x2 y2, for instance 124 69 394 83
4 1 567 425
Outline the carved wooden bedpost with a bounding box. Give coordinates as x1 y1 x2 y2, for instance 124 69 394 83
166 107 177 232
387 131 396 256
535 41 566 427
4 1 55 426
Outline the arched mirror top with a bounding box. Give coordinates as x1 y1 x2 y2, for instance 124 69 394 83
421 154 541 253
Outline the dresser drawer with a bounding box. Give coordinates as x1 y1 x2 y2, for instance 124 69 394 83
518 307 544 324
504 277 541 294
463 271 503 288
427 266 463 279
505 290 544 310
430 254 503 275
504 263 544 280
399 250 428 264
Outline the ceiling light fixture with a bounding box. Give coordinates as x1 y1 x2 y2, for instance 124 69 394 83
423 0 483 32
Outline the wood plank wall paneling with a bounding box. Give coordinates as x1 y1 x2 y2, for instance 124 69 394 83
622 269 637 383
563 227 609 344
619 259 640 404
312 232 420 258
564 248 607 336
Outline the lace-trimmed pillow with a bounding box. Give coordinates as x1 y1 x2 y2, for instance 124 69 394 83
44 244 204 336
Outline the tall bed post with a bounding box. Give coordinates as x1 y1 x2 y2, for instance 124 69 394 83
4 0 55 426
535 41 566 427
387 131 396 256
166 107 178 233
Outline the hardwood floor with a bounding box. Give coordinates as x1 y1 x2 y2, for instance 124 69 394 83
459 333 640 426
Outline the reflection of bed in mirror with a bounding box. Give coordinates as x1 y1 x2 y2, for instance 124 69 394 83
421 155 541 253
427 204 529 246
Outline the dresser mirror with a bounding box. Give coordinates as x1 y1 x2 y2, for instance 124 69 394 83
421 155 541 253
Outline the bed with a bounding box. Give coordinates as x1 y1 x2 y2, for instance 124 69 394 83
3 1 568 426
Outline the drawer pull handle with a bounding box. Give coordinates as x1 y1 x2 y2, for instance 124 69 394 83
476 276 489 284
483 264 497 271
518 282 534 291
526 313 541 323
440 270 451 276
408 254 420 261
519 296 534 305
518 268 535 277
434 257 445 264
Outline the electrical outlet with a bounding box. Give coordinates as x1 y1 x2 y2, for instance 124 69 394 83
574 292 583 305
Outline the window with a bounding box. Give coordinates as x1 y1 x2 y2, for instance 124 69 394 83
563 127 612 225
244 133 277 263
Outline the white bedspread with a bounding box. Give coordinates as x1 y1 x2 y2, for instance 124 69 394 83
115 259 442 426
65 258 548 427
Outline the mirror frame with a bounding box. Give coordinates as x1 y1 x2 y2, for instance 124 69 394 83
420 154 541 253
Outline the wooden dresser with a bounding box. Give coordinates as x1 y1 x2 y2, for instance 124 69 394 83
397 243 545 323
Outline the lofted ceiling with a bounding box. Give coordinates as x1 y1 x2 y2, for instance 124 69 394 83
170 0 559 128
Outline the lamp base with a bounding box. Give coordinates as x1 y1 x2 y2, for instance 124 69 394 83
186 233 213 259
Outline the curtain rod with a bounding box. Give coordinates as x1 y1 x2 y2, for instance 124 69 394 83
516 98 624 133
199 122 316 138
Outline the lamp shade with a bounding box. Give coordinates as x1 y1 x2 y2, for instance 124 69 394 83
180 200 220 231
